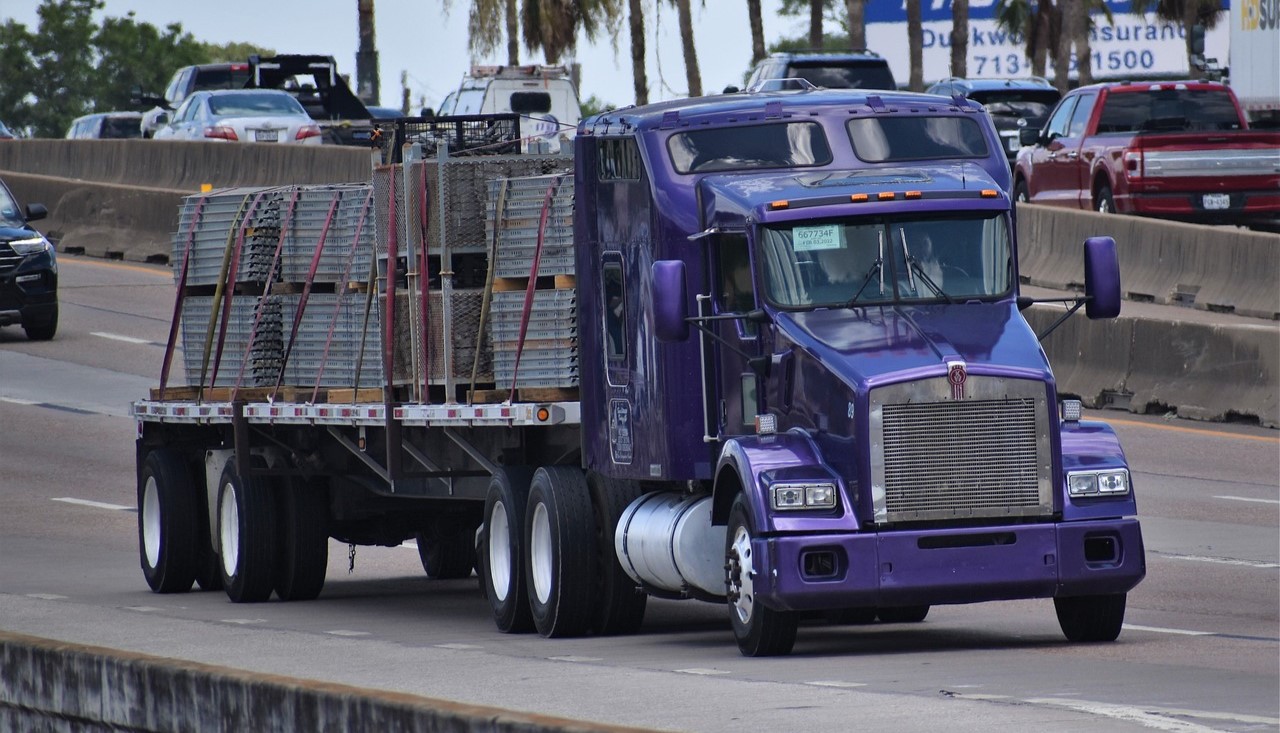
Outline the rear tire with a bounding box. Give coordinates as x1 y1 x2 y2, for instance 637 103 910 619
274 478 328 602
416 521 477 580
137 449 198 593
217 458 277 603
1055 593 1126 642
1013 179 1030 204
483 467 535 633
586 472 647 635
726 495 797 656
877 605 930 623
1094 182 1116 214
525 466 597 638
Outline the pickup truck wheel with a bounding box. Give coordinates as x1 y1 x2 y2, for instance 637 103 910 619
23 306 57 341
525 466 597 638
273 477 328 602
416 523 477 579
1095 183 1116 214
138 449 198 593
877 605 930 623
1013 179 1030 204
483 467 535 633
726 495 797 656
217 458 277 603
587 472 647 635
1055 593 1126 642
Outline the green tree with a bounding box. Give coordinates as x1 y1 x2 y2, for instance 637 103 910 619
521 0 620 66
1129 0 1223 79
25 0 102 137
0 21 38 134
92 13 206 112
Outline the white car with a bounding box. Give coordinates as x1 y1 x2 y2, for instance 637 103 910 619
153 89 322 145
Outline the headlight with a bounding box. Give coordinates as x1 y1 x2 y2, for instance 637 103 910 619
1067 468 1131 497
8 236 51 255
770 482 838 511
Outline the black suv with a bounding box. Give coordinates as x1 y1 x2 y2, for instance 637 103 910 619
0 177 57 340
926 77 1061 164
745 50 897 92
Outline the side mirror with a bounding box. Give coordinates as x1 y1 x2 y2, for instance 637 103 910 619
722 85 740 94
420 107 435 119
1083 236 1121 319
652 260 690 342
154 112 171 127
25 203 48 222
1020 127 1041 146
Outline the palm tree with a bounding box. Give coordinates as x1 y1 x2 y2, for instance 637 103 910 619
1129 0 1224 79
907 0 923 91
451 0 517 64
844 0 865 51
951 0 969 79
809 0 824 49
995 0 1057 79
672 0 702 96
748 0 766 65
630 0 648 104
521 0 621 66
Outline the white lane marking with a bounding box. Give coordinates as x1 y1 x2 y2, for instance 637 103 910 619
1024 698 1243 733
675 668 730 676
26 593 67 601
1214 495 1280 505
92 332 151 345
1123 624 1215 636
325 630 371 637
124 606 164 613
1129 706 1280 727
435 643 484 650
1 397 41 406
1160 553 1279 569
399 540 419 549
220 618 267 625
806 681 868 689
52 497 133 511
549 655 603 663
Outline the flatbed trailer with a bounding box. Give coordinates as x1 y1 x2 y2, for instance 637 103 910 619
135 91 1145 656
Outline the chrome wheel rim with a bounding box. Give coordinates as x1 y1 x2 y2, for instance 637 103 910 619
728 524 755 625
530 502 553 604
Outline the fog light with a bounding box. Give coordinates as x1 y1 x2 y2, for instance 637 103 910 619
1060 399 1083 422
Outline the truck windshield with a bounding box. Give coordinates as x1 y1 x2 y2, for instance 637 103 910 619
759 214 1012 308
847 116 989 162
668 122 832 174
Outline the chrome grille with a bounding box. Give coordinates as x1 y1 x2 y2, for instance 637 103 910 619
870 376 1051 524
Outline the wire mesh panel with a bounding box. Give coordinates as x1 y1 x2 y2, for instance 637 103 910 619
179 295 283 387
487 174 575 278
277 292 383 388
377 115 523 164
489 288 577 388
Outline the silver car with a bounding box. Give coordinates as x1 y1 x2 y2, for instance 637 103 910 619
153 89 322 145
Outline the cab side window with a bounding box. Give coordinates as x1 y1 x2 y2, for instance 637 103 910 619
1067 92 1097 137
1043 97 1079 141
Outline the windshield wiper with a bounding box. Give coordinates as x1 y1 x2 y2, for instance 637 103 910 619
899 229 953 304
844 229 885 308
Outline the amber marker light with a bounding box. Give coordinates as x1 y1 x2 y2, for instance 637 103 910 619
537 407 551 422
850 193 869 203
769 200 790 210
877 191 895 200
905 190 922 199
981 189 999 198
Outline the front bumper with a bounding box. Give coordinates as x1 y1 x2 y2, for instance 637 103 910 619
0 263 58 327
754 518 1145 612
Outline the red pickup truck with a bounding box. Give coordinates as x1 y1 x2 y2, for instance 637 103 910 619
1013 81 1280 230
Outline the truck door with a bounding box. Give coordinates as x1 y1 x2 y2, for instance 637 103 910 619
710 233 763 437
1028 95 1079 206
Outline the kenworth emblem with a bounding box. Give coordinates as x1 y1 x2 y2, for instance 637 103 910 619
947 360 968 400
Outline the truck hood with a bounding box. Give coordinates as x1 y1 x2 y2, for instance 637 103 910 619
775 301 1051 390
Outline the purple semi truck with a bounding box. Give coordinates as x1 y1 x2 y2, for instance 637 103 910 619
134 87 1145 657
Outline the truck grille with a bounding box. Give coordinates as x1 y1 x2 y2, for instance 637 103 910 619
870 376 1052 524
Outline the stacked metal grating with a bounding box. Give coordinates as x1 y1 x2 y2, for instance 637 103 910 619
277 292 383 389
179 295 283 387
173 184 379 392
489 289 578 389
485 174 575 278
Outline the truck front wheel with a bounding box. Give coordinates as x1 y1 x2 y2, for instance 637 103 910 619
1055 593 1126 642
217 459 277 603
483 467 534 633
138 449 198 593
726 495 797 656
525 466 597 638
1094 182 1116 214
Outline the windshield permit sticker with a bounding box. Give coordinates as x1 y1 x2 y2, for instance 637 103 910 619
793 224 843 252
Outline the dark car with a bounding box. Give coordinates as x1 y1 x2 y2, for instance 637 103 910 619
744 50 897 92
0 178 57 340
134 62 253 138
927 77 1062 164
66 111 145 139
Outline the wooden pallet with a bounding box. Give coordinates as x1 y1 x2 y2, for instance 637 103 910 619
491 274 576 292
466 386 579 404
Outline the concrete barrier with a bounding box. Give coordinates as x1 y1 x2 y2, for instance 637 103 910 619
1017 204 1280 320
0 631 650 733
1028 304 1279 428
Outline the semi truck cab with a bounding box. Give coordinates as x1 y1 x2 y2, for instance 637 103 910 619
578 87 1145 655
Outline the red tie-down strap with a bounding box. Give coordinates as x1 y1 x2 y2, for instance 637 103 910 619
232 187 301 397
210 190 268 389
312 188 375 403
274 195 340 399
507 174 566 402
158 194 208 399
